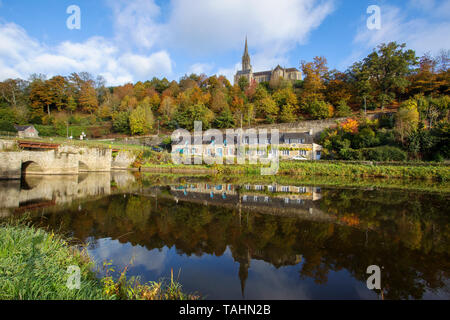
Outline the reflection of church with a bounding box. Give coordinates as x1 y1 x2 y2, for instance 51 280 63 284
234 37 302 84
234 245 303 298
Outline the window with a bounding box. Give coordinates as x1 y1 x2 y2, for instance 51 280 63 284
300 150 307 156
282 186 290 192
282 150 289 156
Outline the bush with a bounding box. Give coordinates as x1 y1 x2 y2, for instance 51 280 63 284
361 146 408 161
335 101 352 117
339 148 363 160
112 111 131 134
303 100 334 119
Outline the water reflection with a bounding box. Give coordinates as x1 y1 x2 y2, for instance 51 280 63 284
0 171 137 217
1 174 449 300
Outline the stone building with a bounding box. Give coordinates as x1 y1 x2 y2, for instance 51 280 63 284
234 37 302 84
14 125 39 138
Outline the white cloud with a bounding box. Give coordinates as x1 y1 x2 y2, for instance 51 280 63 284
343 3 450 69
108 0 162 49
108 0 335 80
1 0 335 85
0 22 173 85
188 63 214 75
163 0 334 53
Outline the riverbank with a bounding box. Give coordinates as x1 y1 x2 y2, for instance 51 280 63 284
0 223 198 300
141 160 450 182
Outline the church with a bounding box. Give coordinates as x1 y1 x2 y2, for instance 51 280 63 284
234 38 302 85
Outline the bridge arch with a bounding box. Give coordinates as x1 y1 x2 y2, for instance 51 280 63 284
21 161 44 176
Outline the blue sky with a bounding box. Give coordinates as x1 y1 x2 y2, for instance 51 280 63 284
0 0 449 85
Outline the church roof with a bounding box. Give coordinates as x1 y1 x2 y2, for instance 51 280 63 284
285 68 299 72
253 71 272 77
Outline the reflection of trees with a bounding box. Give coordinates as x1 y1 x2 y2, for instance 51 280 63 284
30 189 449 300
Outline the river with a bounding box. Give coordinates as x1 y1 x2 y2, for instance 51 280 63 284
1 172 449 300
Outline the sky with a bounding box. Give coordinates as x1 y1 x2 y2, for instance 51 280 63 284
0 0 449 86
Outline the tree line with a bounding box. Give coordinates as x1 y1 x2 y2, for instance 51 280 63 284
0 42 448 138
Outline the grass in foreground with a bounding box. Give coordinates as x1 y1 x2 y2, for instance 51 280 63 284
0 224 199 300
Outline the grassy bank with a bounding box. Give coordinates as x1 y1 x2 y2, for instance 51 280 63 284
141 160 450 182
0 224 198 300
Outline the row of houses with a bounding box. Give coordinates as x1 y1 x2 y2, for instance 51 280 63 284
173 131 323 161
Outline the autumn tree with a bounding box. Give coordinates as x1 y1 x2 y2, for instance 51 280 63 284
395 99 420 144
362 42 417 109
300 56 328 105
79 81 99 114
129 102 154 135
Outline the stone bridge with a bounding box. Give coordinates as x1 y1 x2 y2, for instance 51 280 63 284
0 141 134 179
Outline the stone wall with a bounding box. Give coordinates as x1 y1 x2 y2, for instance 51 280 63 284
242 114 380 140
0 140 16 151
111 151 137 170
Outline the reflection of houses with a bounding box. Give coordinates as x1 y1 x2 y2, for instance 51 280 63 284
169 183 329 220
173 131 322 161
171 183 322 202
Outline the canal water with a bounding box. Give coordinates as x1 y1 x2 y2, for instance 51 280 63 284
1 172 449 300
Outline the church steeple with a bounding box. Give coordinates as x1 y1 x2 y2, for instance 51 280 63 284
242 36 252 72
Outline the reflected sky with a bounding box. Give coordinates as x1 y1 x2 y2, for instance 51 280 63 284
2 173 449 300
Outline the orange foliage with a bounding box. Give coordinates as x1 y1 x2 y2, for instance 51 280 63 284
341 118 359 134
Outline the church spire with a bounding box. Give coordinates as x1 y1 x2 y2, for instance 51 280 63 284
242 36 251 72
244 36 249 56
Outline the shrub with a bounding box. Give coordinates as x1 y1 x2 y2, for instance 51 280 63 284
303 100 334 119
339 148 363 160
112 111 131 134
361 146 408 161
335 101 352 117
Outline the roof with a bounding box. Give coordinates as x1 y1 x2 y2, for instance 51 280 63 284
173 131 315 146
236 70 251 76
14 125 36 132
253 71 272 77
285 68 299 72
282 132 313 143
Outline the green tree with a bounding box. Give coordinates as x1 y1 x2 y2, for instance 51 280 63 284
395 99 420 144
279 104 297 123
112 111 131 134
214 107 235 128
335 100 352 117
303 100 334 120
130 104 154 135
255 96 278 123
363 42 417 109
174 103 214 130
